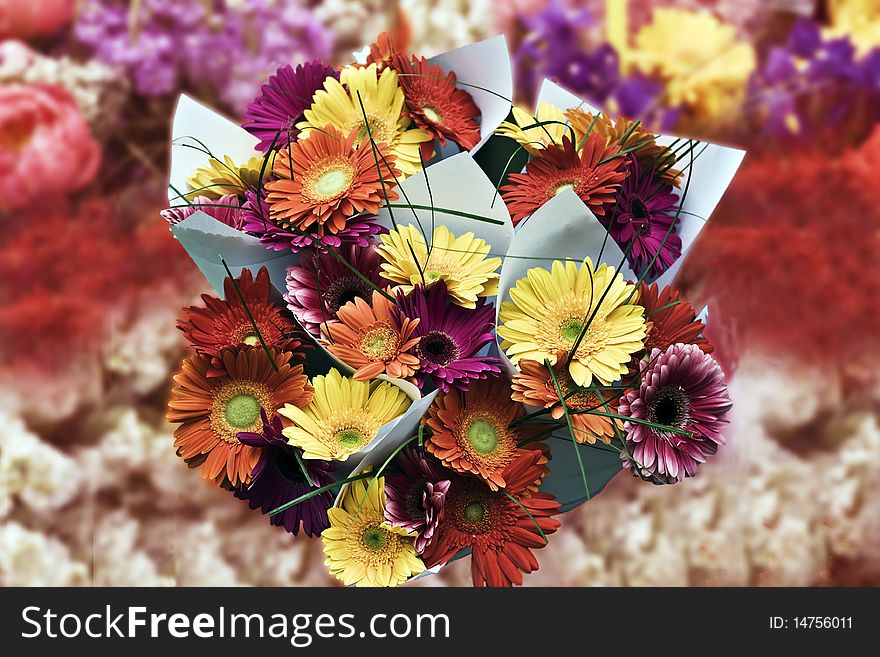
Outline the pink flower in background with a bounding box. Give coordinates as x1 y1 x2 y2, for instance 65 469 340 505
0 84 100 211
0 0 75 39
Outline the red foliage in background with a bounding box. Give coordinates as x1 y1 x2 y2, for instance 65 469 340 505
680 126 880 375
0 195 198 369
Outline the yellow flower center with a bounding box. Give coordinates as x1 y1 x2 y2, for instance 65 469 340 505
242 334 260 346
344 515 408 567
535 296 611 361
361 525 389 551
335 428 367 448
313 409 382 457
422 106 442 124
554 182 576 196
210 381 273 444
350 112 396 145
359 323 399 362
303 156 355 203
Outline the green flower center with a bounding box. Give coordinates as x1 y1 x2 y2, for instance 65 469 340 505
361 325 398 361
423 270 443 283
422 106 442 124
242 334 260 346
225 394 261 429
466 419 498 455
463 502 486 523
362 526 387 551
335 428 366 448
315 168 351 197
560 318 586 344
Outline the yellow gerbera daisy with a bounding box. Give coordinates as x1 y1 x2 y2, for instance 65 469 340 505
279 368 411 461
322 475 425 587
187 154 267 200
297 63 432 178
629 8 755 124
497 259 646 387
376 224 501 309
496 101 568 156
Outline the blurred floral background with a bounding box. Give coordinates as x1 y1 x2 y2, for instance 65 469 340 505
3 0 880 587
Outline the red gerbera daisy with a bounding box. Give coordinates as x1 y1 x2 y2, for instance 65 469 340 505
365 21 411 71
500 133 630 225
166 348 313 487
424 377 548 491
265 125 400 236
178 267 306 377
422 450 561 587
391 53 481 158
637 281 713 354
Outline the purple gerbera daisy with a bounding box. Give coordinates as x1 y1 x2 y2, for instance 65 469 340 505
235 409 335 536
384 445 451 554
161 194 246 230
619 343 732 485
394 282 502 392
605 155 681 279
242 61 337 152
240 188 385 254
284 241 387 336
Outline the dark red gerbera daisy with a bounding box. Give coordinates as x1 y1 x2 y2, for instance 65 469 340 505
421 450 561 587
391 53 481 158
178 267 306 376
500 133 629 225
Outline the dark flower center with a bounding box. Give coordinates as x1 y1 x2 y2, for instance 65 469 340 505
324 275 373 314
449 482 497 535
628 197 651 232
416 330 460 367
272 448 308 485
405 479 428 522
650 385 691 429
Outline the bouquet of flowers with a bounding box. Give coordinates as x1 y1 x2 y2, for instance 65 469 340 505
163 32 743 587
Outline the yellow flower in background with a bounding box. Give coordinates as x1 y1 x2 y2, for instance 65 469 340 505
279 368 411 461
497 259 646 387
628 8 755 124
496 101 568 155
376 224 501 308
186 154 266 199
297 63 432 178
825 0 880 57
322 475 425 587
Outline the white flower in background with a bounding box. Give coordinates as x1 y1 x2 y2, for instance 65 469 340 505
0 40 127 132
401 0 492 55
0 523 88 586
314 0 391 56
92 512 173 586
0 410 81 516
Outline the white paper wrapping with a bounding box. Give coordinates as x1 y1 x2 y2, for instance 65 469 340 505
167 95 297 297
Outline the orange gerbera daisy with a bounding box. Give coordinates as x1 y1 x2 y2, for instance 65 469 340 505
322 289 421 381
166 348 312 487
511 358 621 445
265 125 400 236
638 281 714 355
500 133 630 225
565 108 682 186
424 377 549 491
392 54 481 157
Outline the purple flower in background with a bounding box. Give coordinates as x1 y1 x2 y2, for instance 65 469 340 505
620 343 732 485
240 189 384 254
73 0 333 114
243 61 337 151
384 445 451 554
160 194 245 229
235 409 334 536
604 156 681 279
394 282 502 392
284 241 386 336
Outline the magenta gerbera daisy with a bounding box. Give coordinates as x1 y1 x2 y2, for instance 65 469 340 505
284 241 387 336
605 156 682 279
394 282 502 392
240 188 385 254
242 61 337 152
619 343 732 484
161 194 246 230
384 445 451 553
